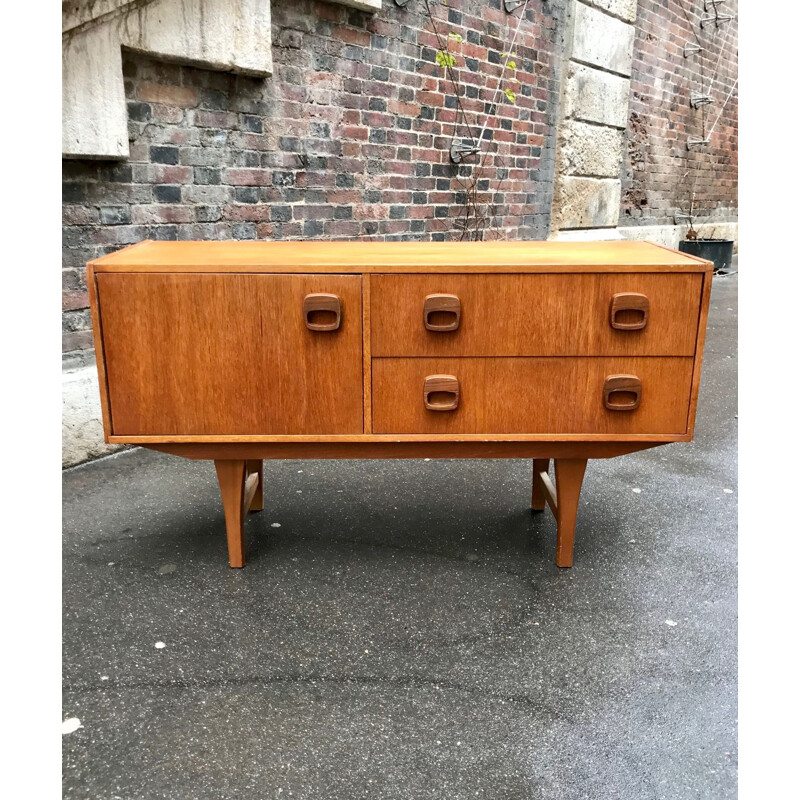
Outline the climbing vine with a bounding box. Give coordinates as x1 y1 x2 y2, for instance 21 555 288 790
421 0 529 241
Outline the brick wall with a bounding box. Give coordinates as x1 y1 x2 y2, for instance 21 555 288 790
62 0 567 357
620 0 738 229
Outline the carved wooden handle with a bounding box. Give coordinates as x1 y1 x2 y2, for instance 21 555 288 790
423 374 460 411
423 294 461 332
303 293 342 331
603 375 642 411
610 293 649 330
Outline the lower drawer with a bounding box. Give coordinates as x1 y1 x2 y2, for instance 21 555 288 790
371 357 694 435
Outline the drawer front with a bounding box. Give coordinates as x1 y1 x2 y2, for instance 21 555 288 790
372 357 694 434
371 273 703 357
97 273 363 435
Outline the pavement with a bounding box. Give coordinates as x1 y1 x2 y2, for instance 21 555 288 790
63 274 737 800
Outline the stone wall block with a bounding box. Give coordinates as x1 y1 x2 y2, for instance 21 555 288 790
580 0 637 24
62 25 129 159
572 2 635 76
565 64 631 129
62 368 125 467
119 0 274 77
560 120 624 177
554 176 621 230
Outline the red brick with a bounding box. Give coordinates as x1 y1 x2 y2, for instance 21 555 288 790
223 169 272 186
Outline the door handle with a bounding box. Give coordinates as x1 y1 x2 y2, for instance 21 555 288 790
423 374 460 411
303 293 342 331
610 293 649 331
423 294 461 332
603 375 642 411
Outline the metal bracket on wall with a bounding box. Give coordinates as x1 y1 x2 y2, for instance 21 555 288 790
686 137 710 149
683 41 703 58
504 0 526 12
704 0 726 11
690 93 713 108
450 140 480 164
700 13 734 28
393 0 412 7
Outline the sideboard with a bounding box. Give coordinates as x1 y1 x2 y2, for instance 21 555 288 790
87 240 712 568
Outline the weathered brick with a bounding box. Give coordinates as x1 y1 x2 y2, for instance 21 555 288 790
137 82 199 106
150 146 180 165
619 0 738 226
99 206 132 225
154 185 182 203
223 168 272 186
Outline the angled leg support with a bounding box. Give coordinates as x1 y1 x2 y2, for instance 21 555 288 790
246 460 264 512
531 459 551 512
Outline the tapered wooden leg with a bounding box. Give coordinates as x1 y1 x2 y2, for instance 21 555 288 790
531 458 550 512
214 460 247 568
554 458 588 568
246 460 263 512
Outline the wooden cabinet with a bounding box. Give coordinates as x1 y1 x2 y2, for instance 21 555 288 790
88 240 712 570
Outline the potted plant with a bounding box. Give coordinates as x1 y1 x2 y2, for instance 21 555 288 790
678 223 734 275
676 196 735 275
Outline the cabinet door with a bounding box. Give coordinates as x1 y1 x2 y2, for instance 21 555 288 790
97 273 362 435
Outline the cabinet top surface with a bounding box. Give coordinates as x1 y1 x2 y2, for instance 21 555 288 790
90 240 712 273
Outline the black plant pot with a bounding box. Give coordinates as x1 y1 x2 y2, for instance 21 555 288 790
678 238 734 274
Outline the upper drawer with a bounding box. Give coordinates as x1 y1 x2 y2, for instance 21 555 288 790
371 273 703 357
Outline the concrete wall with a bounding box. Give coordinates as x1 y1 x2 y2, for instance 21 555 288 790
62 367 125 467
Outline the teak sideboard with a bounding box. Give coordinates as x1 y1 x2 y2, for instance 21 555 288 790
87 240 712 569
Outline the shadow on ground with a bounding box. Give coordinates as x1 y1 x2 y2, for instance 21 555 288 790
62 277 737 799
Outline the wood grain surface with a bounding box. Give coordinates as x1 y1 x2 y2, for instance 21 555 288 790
371 273 703 357
89 239 712 272
97 273 363 435
372 357 694 435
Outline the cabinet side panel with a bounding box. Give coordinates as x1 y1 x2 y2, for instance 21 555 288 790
685 269 714 436
86 262 113 441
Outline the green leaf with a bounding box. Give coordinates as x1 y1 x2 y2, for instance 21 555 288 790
448 32 463 43
503 88 517 103
436 50 456 68
506 60 517 70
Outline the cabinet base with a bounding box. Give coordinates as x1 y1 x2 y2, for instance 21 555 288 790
177 442 662 569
